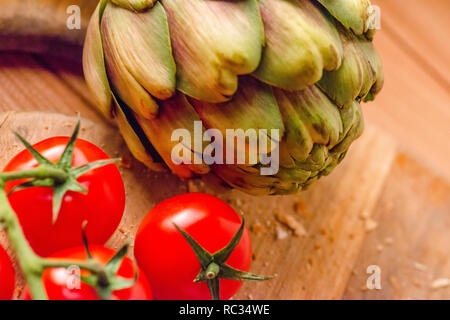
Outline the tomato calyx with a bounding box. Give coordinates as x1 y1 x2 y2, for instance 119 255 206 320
3 117 119 223
78 228 137 300
174 217 275 300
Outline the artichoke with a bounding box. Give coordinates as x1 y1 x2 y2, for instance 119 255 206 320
83 0 383 195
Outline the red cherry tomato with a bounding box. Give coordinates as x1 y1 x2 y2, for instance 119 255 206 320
22 245 152 300
134 193 252 300
3 137 125 257
0 245 15 300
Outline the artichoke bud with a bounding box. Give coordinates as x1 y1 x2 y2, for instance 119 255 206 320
162 0 264 102
317 0 372 36
190 77 284 167
101 2 176 119
136 93 210 179
254 0 343 91
81 0 384 196
83 3 113 118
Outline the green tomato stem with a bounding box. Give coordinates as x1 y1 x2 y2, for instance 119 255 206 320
41 259 103 274
206 262 220 280
0 165 68 184
0 179 48 299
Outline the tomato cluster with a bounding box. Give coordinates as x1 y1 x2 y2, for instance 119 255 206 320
0 131 260 300
21 245 152 300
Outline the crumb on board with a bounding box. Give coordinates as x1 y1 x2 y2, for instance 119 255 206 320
187 180 199 193
294 200 306 213
384 237 394 245
119 155 132 169
275 213 307 237
365 219 378 232
276 225 289 240
251 222 265 235
376 244 384 252
360 209 371 220
430 278 449 289
413 262 428 272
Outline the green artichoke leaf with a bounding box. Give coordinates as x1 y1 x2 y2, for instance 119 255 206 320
331 101 364 155
212 165 286 195
273 89 313 168
213 164 312 196
113 94 166 172
162 0 264 102
111 0 158 11
317 0 372 36
317 29 375 108
101 2 176 119
253 0 343 90
274 85 342 169
136 93 210 178
83 2 113 118
358 38 384 101
190 76 284 166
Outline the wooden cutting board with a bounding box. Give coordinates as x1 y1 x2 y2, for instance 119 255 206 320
3 110 439 300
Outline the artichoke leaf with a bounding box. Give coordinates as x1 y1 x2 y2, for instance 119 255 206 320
318 29 375 108
114 97 166 171
136 93 210 178
111 0 158 11
162 0 264 102
101 2 176 119
190 76 284 166
358 38 384 101
82 2 113 118
254 0 343 90
317 0 372 36
274 85 342 168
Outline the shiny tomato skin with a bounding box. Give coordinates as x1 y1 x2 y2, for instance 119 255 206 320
134 193 252 300
0 246 15 300
3 137 125 257
22 245 152 300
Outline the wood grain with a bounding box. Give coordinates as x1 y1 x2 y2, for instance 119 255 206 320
372 0 450 88
227 126 397 299
0 53 103 122
365 0 450 181
343 151 450 300
0 0 96 60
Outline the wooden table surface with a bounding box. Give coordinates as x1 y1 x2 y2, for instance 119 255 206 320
0 0 448 299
